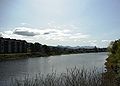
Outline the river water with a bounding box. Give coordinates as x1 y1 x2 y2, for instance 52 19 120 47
0 52 108 86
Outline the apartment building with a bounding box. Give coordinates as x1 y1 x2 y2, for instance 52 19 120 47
0 37 27 54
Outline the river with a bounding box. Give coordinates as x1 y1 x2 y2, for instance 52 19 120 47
0 52 108 86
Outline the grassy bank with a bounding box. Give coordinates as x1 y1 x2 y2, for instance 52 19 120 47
11 67 119 86
0 52 50 61
0 52 63 61
0 53 30 61
0 52 107 61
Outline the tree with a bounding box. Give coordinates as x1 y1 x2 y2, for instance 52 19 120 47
105 39 120 81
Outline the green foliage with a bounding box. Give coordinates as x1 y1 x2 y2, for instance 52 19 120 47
105 39 120 80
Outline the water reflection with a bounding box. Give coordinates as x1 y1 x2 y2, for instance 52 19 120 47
0 52 107 86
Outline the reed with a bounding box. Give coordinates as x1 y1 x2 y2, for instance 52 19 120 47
11 67 119 86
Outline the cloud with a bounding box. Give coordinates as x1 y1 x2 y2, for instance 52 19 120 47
11 26 89 40
0 32 2 37
20 23 29 26
87 40 98 46
69 33 89 39
88 40 97 43
44 32 50 35
13 27 39 36
101 40 113 43
1 25 90 46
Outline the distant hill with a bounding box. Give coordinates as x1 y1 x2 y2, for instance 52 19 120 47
57 45 99 49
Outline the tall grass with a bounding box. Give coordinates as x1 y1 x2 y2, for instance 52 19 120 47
11 67 119 86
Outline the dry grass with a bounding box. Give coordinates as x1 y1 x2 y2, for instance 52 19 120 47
11 67 120 86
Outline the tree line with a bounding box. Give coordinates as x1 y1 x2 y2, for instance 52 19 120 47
27 42 107 56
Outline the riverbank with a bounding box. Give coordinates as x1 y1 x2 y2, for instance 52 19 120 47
0 51 107 61
0 52 50 61
0 53 30 61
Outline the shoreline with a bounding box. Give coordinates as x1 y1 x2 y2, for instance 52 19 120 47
0 51 107 61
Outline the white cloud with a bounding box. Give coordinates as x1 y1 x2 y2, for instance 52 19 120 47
69 33 89 39
88 40 97 43
87 40 98 46
101 40 113 43
1 26 110 47
1 25 90 46
90 42 97 46
21 23 28 26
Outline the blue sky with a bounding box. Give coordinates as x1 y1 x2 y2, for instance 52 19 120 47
0 0 120 47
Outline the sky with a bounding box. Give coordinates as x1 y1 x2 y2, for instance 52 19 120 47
0 0 120 47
